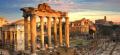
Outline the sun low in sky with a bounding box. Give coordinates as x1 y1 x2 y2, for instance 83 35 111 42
0 0 120 22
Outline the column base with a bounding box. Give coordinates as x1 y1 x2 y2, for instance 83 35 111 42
66 46 70 48
48 47 53 49
55 46 58 48
40 48 45 50
31 53 37 55
59 45 63 47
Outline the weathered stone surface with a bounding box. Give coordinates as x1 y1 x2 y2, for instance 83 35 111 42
20 3 70 54
36 47 75 55
38 3 55 13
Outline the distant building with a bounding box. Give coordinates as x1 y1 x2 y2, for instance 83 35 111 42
95 16 113 26
95 16 107 25
70 18 95 34
1 19 60 51
1 19 30 51
0 17 8 43
0 17 8 27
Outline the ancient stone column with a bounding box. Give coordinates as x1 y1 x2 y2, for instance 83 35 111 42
40 16 45 50
4 31 7 46
24 16 29 50
11 31 14 50
30 14 36 54
47 17 52 48
58 17 63 46
1 31 4 48
53 17 58 47
65 17 70 48
8 31 10 45
13 32 15 50
10 31 13 48
14 31 17 51
2 31 5 48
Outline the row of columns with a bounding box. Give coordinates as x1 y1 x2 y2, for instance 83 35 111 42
24 14 70 54
1 31 16 49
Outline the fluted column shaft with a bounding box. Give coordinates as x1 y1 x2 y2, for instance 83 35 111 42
4 31 7 46
65 17 70 48
30 14 36 53
24 17 29 50
47 17 52 48
59 17 63 46
10 31 13 47
40 16 45 50
14 31 17 50
2 31 4 48
2 31 6 48
53 17 57 47
8 31 10 45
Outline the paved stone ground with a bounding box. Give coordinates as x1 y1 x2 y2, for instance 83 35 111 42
0 39 120 55
73 40 120 55
0 43 120 55
0 49 10 55
36 47 75 55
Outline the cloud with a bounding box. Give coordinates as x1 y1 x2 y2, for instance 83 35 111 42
45 0 120 12
0 0 120 22
46 0 74 11
7 0 120 12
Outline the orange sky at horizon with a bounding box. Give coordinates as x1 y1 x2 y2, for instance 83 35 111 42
7 10 120 23
68 10 120 22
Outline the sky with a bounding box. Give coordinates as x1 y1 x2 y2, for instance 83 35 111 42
0 0 120 22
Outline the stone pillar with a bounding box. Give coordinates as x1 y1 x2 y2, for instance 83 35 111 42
40 16 45 50
2 31 5 48
58 17 63 46
11 31 14 50
14 31 17 51
8 31 10 45
24 16 29 50
10 31 13 48
47 17 52 48
4 31 7 47
53 17 58 47
65 17 70 48
30 14 36 54
13 31 15 50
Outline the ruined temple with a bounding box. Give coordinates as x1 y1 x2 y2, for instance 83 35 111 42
20 3 70 55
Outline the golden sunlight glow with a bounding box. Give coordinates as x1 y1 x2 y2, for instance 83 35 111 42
68 10 120 22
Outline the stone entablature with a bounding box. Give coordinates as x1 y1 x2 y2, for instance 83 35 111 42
20 3 67 18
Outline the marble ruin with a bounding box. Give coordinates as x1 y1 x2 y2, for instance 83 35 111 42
20 3 70 54
1 19 25 51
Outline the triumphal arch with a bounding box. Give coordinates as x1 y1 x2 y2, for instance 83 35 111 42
20 3 70 54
